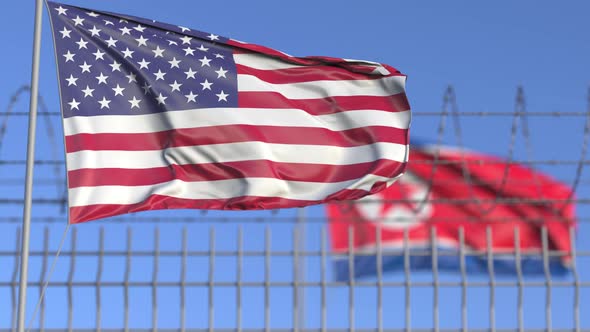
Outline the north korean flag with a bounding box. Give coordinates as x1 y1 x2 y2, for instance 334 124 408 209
327 144 576 280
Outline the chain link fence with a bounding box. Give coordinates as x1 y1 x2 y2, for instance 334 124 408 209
0 86 589 331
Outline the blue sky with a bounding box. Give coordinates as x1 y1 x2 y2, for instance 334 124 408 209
0 0 589 330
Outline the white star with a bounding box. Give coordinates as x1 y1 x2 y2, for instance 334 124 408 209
197 44 209 52
76 38 88 49
105 37 118 48
215 67 228 78
109 61 122 72
68 98 80 110
89 26 101 37
72 15 85 26
126 72 137 83
59 27 71 38
133 24 146 32
207 33 219 41
153 69 167 81
55 6 68 15
93 49 105 60
137 58 151 69
142 82 152 95
112 84 125 96
169 80 183 92
128 96 141 109
120 19 129 23
167 39 178 46
156 93 168 105
103 20 114 26
65 74 78 86
122 48 134 58
63 50 75 62
119 26 132 35
98 97 111 109
180 36 192 45
135 35 148 47
87 11 100 17
184 91 198 103
168 57 181 68
79 61 92 73
96 72 108 84
82 85 94 97
214 53 225 59
200 79 213 90
216 90 229 102
184 67 197 79
183 47 195 56
152 46 165 58
199 56 211 67
178 26 190 32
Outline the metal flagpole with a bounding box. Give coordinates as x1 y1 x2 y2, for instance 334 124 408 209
17 0 44 331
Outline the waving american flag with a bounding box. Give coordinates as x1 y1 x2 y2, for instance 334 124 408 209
47 1 411 224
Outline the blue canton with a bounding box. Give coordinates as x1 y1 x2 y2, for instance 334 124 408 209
48 1 238 118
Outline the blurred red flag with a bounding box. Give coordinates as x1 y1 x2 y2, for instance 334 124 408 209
327 144 576 280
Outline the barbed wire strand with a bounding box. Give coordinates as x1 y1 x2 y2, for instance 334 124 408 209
0 86 29 158
401 85 449 216
0 85 65 212
6 111 590 117
563 87 590 209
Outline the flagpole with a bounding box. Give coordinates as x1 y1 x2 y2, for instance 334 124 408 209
17 0 44 331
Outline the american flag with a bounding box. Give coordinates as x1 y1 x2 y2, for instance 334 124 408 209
47 1 411 224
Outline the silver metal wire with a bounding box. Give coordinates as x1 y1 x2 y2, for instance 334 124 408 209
0 223 586 331
1 86 589 332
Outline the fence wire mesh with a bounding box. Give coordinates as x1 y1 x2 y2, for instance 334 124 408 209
0 86 589 331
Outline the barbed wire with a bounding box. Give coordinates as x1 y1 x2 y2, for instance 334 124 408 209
0 85 65 207
2 85 589 331
1 85 589 222
4 111 590 117
4 159 590 165
0 215 589 223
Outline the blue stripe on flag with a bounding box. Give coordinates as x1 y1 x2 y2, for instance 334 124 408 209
332 247 569 281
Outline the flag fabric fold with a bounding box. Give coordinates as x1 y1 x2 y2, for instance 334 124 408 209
327 144 576 280
46 1 411 223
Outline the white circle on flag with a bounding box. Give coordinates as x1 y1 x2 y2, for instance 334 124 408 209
356 172 433 230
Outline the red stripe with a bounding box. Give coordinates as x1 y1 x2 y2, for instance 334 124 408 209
65 125 408 152
236 64 388 83
67 159 406 188
238 92 410 115
69 181 395 224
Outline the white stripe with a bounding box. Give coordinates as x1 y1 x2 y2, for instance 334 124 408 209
234 53 393 76
63 108 410 135
332 239 547 256
238 74 406 99
66 142 408 170
230 40 293 57
234 53 301 70
68 174 393 207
